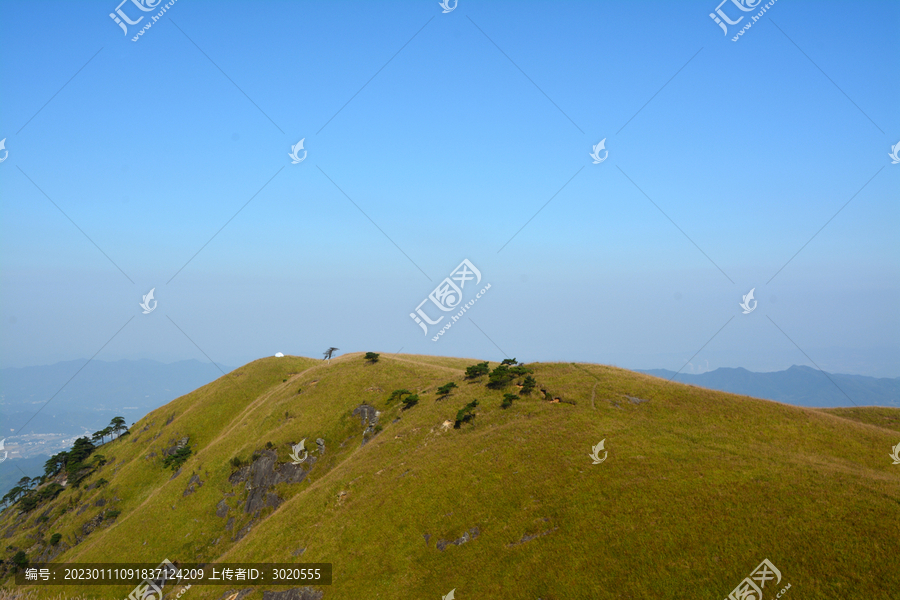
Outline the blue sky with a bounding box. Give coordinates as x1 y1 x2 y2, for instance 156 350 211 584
1 0 898 377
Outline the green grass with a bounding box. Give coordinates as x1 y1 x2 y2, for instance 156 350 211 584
1 354 897 599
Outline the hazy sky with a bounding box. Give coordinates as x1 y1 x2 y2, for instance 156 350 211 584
1 0 898 377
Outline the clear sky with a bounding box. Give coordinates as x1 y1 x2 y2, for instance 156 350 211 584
1 0 898 377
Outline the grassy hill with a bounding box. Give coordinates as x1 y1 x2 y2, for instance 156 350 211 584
1 353 898 600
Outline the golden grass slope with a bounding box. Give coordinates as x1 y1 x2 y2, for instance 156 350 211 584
1 353 898 600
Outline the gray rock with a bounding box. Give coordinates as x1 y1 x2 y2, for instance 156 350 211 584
352 404 378 426
315 438 325 455
262 588 324 600
233 520 254 542
436 526 480 551
215 499 230 518
218 590 254 600
183 473 203 496
240 450 310 514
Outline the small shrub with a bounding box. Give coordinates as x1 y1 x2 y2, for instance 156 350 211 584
50 533 62 545
36 515 49 524
283 379 287 383
501 393 518 409
454 400 479 428
105 509 121 519
401 394 420 410
230 456 244 469
96 478 109 488
11 550 27 570
364 352 380 363
388 389 412 404
373 425 383 434
436 382 458 397
18 495 39 512
520 375 537 395
465 362 489 379
162 446 192 471
265 441 274 450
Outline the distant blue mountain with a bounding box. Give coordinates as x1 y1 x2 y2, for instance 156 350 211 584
637 365 900 408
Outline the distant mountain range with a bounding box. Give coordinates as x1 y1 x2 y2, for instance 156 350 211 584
637 364 899 408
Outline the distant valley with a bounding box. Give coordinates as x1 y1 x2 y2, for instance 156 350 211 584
0 359 230 494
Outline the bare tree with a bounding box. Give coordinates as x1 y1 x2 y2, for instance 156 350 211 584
323 347 339 361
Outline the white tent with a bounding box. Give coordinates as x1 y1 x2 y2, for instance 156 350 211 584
275 352 284 357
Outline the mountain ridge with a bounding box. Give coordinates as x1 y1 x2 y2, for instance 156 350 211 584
0 353 897 599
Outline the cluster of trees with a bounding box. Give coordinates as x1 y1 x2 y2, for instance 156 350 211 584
89 416 128 446
465 359 535 391
377 359 536 431
454 358 539 423
1 417 127 513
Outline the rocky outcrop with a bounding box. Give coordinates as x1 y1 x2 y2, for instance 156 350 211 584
163 436 189 457
228 450 310 514
353 404 381 446
81 512 105 536
435 526 480 551
217 590 255 600
262 588 324 600
183 473 203 496
507 526 558 547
